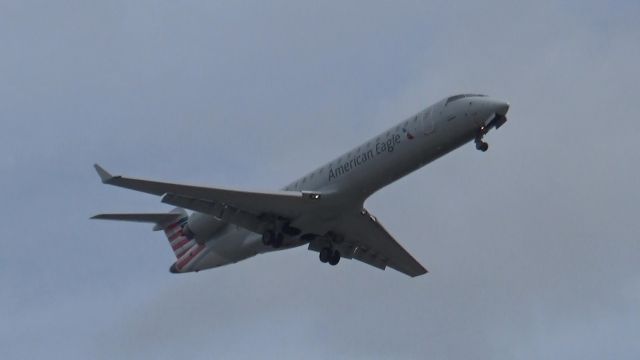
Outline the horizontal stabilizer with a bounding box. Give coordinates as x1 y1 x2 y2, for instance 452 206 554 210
91 213 181 223
91 212 183 229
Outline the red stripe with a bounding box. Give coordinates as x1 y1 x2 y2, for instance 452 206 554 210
175 242 192 257
176 245 206 270
168 231 183 241
166 222 181 230
170 235 187 246
171 238 190 251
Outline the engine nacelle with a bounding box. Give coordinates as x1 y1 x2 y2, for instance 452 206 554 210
184 213 227 244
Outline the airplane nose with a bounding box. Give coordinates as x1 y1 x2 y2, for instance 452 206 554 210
495 101 510 116
478 98 510 130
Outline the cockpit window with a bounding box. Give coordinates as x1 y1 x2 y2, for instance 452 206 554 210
445 94 487 105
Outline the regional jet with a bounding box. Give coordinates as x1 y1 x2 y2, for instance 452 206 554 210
93 94 509 277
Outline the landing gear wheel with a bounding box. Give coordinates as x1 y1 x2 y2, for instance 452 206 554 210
262 230 275 246
319 247 332 263
328 250 341 266
476 141 489 152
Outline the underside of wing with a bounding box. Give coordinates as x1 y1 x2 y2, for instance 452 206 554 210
331 209 427 277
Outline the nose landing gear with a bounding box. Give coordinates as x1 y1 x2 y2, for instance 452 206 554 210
475 126 489 152
475 138 489 152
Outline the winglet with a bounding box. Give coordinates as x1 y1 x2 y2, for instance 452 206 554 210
94 164 114 183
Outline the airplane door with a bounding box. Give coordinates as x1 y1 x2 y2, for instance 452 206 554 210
421 109 435 135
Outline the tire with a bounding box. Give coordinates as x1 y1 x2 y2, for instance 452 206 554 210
328 250 341 266
319 248 331 263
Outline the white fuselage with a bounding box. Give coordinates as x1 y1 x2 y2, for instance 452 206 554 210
186 95 508 272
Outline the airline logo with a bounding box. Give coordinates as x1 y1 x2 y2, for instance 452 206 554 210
164 217 193 257
329 133 403 182
164 216 207 272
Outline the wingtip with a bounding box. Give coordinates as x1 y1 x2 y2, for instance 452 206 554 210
94 164 113 183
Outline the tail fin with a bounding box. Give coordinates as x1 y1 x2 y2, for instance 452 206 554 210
161 208 197 259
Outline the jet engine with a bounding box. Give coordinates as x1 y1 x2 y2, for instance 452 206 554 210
184 214 227 244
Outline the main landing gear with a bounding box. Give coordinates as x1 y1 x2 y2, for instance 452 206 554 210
475 126 489 152
262 221 301 249
262 230 284 248
319 247 341 266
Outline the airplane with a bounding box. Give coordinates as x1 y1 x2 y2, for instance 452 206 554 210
92 94 509 277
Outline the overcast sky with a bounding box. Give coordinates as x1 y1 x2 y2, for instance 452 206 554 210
1 1 639 359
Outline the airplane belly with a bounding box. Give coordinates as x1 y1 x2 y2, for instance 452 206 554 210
190 229 260 271
191 249 232 270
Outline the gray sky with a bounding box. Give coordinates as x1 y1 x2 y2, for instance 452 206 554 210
1 1 639 359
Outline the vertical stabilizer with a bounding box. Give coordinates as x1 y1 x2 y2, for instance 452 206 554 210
161 208 208 273
161 208 196 259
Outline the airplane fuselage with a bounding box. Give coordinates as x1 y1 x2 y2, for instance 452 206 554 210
186 94 509 272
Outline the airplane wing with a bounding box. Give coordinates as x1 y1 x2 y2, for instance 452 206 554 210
94 165 426 277
93 164 321 219
332 209 428 277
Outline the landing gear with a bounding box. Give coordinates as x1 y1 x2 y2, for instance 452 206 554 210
329 250 341 266
319 247 332 263
475 140 489 152
262 230 284 248
475 127 489 152
262 230 274 246
319 247 340 266
281 223 301 237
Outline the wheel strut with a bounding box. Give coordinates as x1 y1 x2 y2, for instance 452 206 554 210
475 128 489 152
